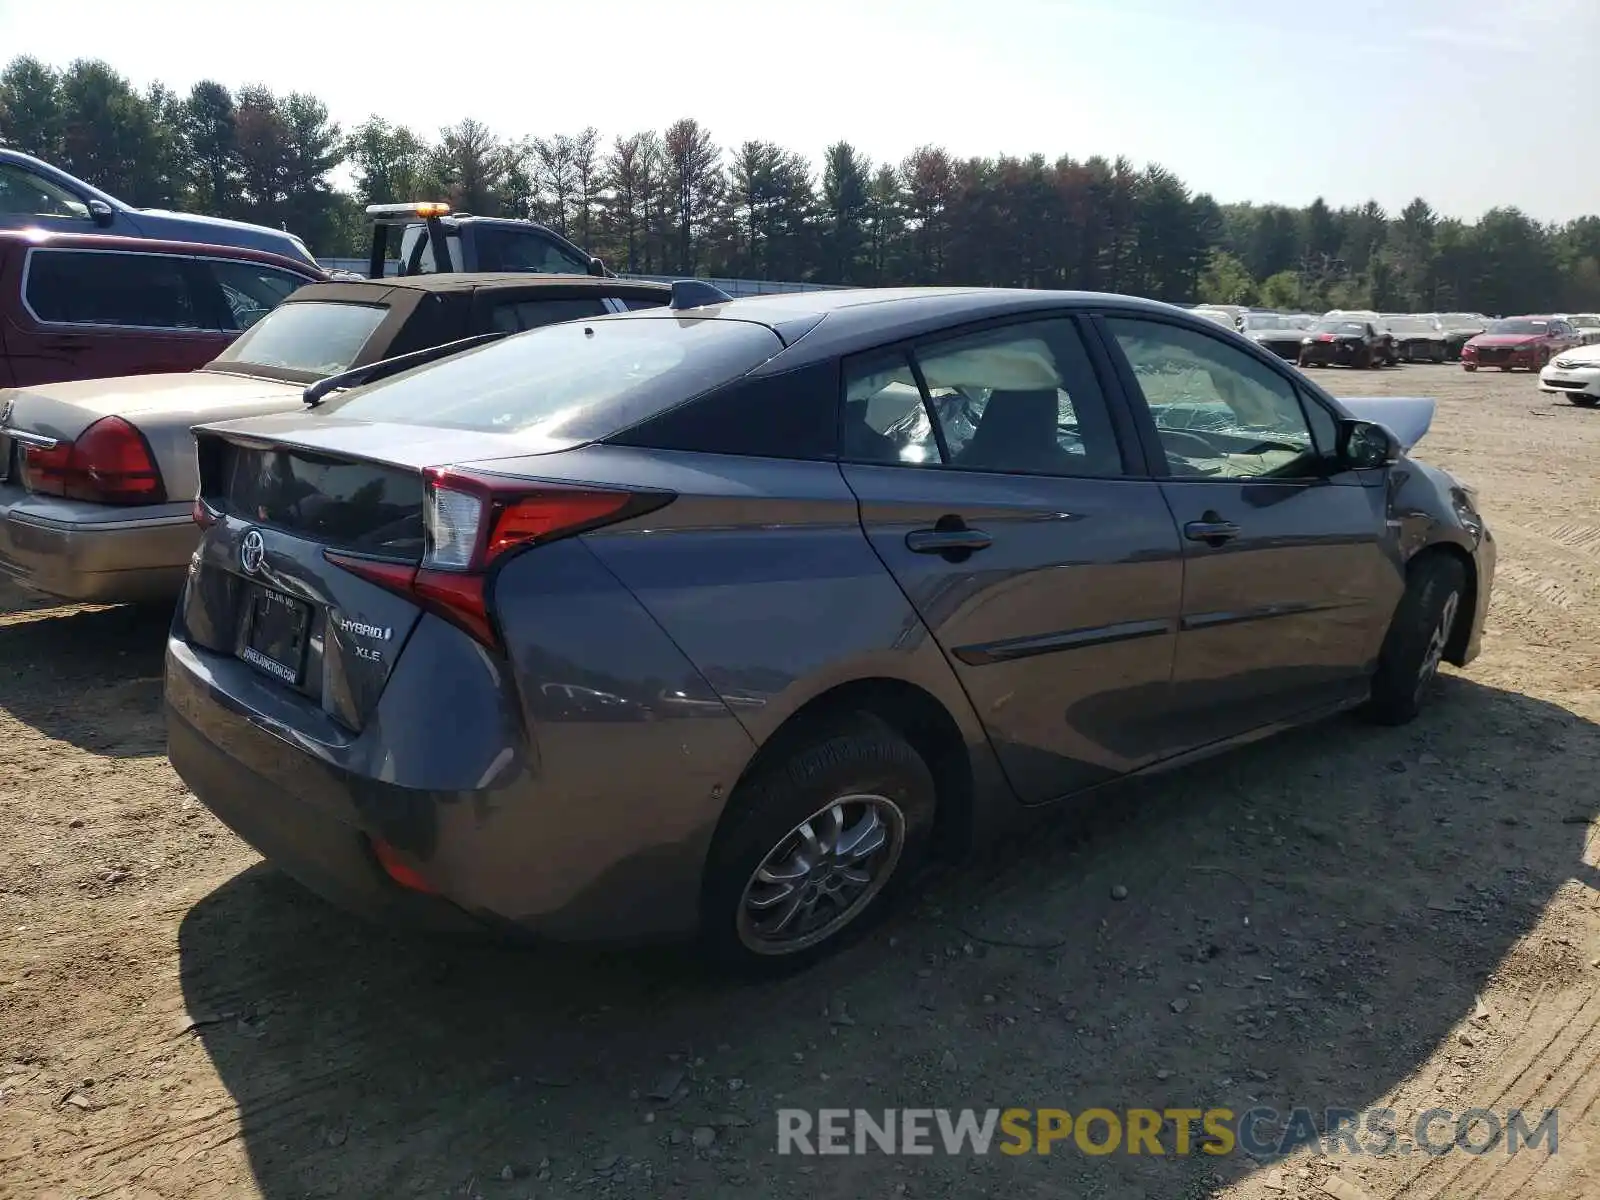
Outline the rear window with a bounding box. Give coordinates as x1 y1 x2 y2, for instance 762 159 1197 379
323 317 784 439
211 301 388 376
473 226 591 274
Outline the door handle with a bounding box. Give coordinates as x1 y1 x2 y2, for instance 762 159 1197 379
1183 515 1241 546
906 527 993 555
41 337 91 351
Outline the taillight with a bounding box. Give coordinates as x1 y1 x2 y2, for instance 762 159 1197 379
326 468 673 649
22 416 165 504
369 836 437 894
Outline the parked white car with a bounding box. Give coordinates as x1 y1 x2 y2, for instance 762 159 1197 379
1539 343 1600 406
1559 314 1600 346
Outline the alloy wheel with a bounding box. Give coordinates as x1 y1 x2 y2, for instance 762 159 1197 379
736 793 906 955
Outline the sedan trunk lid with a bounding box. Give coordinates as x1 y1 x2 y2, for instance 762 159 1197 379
1 370 303 500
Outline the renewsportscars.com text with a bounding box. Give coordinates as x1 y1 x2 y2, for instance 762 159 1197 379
776 1107 1559 1158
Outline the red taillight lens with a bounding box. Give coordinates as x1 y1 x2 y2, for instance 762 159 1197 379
1319 334 1336 342
487 492 632 561
369 836 437 894
22 416 165 504
326 469 672 650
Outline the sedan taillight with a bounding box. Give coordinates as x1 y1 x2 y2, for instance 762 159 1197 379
21 416 166 505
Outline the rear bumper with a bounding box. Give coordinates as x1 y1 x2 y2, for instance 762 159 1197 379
0 487 195 601
166 700 484 933
164 576 757 943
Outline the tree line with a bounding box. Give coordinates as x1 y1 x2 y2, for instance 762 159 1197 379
3 56 1598 315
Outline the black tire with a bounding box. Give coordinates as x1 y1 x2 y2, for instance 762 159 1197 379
1570 395 1598 407
1364 554 1467 726
1355 347 1374 369
700 724 936 975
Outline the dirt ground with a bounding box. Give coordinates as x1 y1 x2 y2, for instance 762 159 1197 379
4 364 1600 1200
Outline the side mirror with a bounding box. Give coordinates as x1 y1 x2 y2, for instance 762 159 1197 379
587 256 607 278
1337 418 1401 470
86 199 115 228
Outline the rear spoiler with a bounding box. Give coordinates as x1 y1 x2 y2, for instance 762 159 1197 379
303 332 509 408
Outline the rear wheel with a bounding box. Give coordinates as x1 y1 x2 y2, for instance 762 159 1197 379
1463 363 1478 372
1365 554 1466 725
700 724 936 974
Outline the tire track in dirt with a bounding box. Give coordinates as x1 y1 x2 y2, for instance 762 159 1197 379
1389 981 1600 1200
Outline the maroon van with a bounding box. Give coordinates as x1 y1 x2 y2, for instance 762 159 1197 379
0 229 324 388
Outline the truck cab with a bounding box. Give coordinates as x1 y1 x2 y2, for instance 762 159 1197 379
366 202 608 279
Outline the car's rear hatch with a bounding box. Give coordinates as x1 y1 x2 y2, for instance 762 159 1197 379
179 313 785 733
184 416 591 733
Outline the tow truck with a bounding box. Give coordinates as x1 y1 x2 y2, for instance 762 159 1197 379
365 201 611 279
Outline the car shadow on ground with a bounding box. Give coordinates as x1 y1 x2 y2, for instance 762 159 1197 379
0 593 172 756
177 674 1599 1199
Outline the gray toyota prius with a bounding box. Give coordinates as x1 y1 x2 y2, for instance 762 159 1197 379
164 285 1494 972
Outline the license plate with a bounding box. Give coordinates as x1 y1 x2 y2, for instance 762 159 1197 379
241 585 310 685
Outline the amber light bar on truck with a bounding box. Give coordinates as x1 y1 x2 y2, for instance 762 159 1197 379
364 201 452 220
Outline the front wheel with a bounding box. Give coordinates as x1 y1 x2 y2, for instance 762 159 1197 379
1570 394 1599 407
1463 363 1478 372
1364 554 1466 725
700 724 936 974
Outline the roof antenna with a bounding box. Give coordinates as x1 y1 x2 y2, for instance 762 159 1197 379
669 279 733 311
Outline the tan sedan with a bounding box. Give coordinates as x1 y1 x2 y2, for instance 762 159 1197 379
0 273 671 602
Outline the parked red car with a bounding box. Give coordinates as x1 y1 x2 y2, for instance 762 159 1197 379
0 230 324 388
1461 315 1581 373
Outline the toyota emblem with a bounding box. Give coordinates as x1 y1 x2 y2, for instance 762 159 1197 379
240 529 265 575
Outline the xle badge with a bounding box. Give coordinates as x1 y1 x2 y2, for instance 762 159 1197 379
337 614 392 664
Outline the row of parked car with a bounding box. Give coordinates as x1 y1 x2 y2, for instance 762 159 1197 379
1188 303 1600 375
0 154 1498 971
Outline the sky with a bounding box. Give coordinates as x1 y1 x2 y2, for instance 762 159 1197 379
1 0 1596 223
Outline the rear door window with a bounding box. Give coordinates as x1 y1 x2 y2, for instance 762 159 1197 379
840 318 1124 477
24 249 205 329
204 260 310 330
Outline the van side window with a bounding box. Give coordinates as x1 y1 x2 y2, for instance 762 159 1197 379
25 249 204 329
